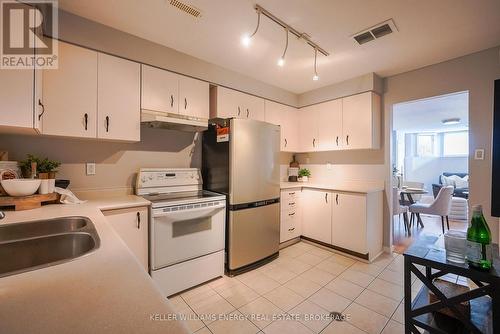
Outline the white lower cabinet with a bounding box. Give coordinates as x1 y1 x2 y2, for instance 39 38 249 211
280 189 302 243
331 192 368 254
301 189 332 244
288 187 383 261
103 206 149 271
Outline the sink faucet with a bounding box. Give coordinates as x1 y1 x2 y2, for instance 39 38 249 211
0 211 5 220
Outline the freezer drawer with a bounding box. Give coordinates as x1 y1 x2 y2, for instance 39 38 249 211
228 202 280 270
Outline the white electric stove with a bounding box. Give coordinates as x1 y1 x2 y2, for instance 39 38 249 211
136 168 226 297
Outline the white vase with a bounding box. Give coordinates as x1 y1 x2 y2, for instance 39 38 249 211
301 176 308 182
48 179 56 193
39 179 49 194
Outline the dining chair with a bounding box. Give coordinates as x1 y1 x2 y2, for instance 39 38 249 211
403 181 424 226
409 186 454 234
393 187 410 233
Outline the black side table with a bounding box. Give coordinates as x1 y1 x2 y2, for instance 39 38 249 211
404 243 500 333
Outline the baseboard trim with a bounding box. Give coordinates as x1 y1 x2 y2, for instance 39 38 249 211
300 236 370 261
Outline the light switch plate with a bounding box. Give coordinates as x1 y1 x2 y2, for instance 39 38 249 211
474 149 485 160
326 163 332 170
86 162 96 175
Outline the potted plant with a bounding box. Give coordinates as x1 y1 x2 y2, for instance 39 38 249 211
38 158 61 194
19 154 41 179
19 155 61 194
298 168 311 182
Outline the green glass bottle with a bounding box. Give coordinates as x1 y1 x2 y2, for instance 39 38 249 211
466 205 492 270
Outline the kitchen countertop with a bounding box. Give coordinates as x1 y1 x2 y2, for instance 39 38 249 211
0 195 189 334
280 181 385 193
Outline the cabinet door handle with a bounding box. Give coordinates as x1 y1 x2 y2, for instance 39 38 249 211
136 212 141 229
184 97 187 110
313 138 316 148
325 193 328 203
289 192 295 195
246 109 249 118
170 95 174 108
288 212 295 216
289 202 295 206
237 106 241 116
38 99 44 120
105 116 110 132
336 136 339 146
288 227 295 232
346 135 349 145
284 138 287 147
84 113 88 130
336 194 339 205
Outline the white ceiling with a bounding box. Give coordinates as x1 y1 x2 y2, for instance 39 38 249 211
58 0 500 94
393 91 469 133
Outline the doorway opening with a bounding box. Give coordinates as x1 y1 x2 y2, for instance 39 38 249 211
392 91 469 253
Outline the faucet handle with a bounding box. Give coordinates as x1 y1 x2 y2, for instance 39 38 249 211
0 211 5 220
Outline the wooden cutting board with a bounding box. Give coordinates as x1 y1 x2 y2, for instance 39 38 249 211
0 193 60 211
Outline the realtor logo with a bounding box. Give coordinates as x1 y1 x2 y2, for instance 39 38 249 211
1 0 58 69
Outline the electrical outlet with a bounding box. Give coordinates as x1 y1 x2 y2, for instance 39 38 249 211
86 163 96 176
326 163 332 170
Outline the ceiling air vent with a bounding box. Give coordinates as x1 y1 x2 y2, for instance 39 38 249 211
352 19 398 45
169 0 202 18
354 31 375 45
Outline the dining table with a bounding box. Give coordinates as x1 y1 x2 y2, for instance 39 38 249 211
399 187 429 231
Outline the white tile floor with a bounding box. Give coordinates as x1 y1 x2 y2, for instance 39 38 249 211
168 241 421 334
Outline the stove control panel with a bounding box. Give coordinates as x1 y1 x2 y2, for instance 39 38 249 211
136 168 202 194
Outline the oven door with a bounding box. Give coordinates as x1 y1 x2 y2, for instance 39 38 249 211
151 201 226 270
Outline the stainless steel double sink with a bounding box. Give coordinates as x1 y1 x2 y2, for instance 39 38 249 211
0 216 100 278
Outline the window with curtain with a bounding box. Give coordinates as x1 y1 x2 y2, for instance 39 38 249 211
443 131 469 156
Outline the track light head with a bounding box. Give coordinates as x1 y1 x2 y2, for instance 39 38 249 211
241 34 251 47
312 48 319 81
242 9 261 48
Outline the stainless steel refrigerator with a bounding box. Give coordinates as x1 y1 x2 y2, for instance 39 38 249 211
202 118 280 275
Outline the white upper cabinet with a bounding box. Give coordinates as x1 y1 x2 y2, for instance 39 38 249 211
178 76 209 119
264 100 299 152
298 105 319 152
0 66 42 133
317 99 343 150
141 64 179 114
285 109 300 152
42 41 98 138
210 86 265 121
301 189 332 244
0 1 41 134
97 53 140 141
342 92 381 150
243 93 265 121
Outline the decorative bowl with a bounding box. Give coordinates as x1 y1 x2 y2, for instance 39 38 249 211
0 179 41 197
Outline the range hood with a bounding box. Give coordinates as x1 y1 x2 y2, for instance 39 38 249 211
141 109 208 132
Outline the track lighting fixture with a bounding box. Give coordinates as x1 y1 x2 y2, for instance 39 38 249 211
312 48 319 81
277 28 288 67
241 5 329 80
241 8 261 47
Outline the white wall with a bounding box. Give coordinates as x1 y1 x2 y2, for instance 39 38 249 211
404 156 468 191
384 46 500 247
